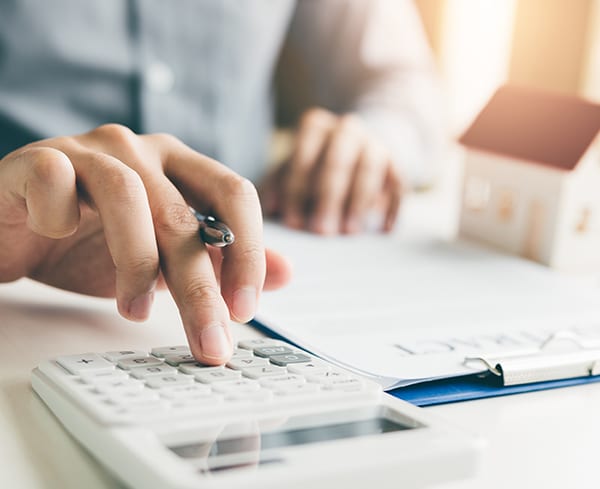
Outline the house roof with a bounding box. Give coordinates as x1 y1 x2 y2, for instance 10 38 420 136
459 85 600 171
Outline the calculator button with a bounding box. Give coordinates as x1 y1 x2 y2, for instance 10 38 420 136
151 346 190 357
171 396 223 411
116 399 171 411
112 402 172 422
305 370 350 384
211 379 261 394
178 363 224 375
103 351 148 362
145 374 194 389
193 369 242 384
224 389 273 403
92 378 144 394
226 357 269 370
108 390 160 403
56 353 115 375
158 384 212 399
287 360 331 376
231 348 253 359
269 353 312 366
237 338 287 350
253 346 295 358
164 353 197 366
129 364 177 379
321 378 364 392
241 364 287 379
169 397 225 416
79 370 128 382
259 374 305 389
118 356 163 369
273 383 322 396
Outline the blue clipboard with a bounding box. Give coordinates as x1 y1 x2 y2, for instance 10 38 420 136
388 373 600 407
250 320 600 407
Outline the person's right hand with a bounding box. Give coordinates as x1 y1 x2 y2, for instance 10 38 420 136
0 124 292 364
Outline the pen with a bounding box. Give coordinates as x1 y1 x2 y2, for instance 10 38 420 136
189 207 235 247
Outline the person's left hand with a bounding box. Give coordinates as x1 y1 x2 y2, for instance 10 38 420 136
260 107 403 235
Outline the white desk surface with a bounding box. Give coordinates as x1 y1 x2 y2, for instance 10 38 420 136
2 165 600 489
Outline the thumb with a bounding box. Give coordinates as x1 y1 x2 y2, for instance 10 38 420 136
263 247 292 291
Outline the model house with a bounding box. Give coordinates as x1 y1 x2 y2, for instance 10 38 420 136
459 85 600 272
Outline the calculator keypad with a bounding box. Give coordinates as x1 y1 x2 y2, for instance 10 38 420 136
44 339 380 425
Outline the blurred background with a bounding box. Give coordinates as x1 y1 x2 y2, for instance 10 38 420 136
415 0 600 135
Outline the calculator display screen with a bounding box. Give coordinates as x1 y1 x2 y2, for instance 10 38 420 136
212 417 407 454
168 407 416 472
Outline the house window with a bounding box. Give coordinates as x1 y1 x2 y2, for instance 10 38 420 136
497 189 516 222
575 207 592 234
464 176 491 212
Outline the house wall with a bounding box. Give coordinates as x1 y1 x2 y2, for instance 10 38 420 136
551 141 600 272
459 150 565 264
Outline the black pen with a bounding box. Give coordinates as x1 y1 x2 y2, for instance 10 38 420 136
190 207 235 247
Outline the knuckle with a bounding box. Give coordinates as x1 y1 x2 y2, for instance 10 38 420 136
153 202 197 235
334 114 363 140
219 174 259 202
142 133 185 164
181 280 221 310
24 147 72 183
91 124 138 151
104 163 142 191
117 254 159 281
339 113 360 129
300 107 335 129
94 123 135 139
94 158 145 201
48 136 77 150
29 136 77 152
236 242 265 266
149 132 182 148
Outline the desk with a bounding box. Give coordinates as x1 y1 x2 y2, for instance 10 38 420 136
2 172 600 489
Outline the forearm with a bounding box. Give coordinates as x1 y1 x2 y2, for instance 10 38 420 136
285 0 446 189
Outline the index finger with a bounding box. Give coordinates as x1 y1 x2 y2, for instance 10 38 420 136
151 136 266 324
283 109 336 229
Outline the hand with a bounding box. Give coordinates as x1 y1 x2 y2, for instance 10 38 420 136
0 124 292 364
260 108 403 235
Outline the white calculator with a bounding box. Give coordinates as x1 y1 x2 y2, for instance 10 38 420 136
32 338 481 489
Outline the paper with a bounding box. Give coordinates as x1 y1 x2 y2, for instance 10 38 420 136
257 222 600 390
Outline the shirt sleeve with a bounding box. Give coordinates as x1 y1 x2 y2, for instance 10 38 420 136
282 0 446 188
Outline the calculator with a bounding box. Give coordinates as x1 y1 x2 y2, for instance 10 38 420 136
32 338 481 489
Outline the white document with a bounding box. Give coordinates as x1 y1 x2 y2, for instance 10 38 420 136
257 222 600 390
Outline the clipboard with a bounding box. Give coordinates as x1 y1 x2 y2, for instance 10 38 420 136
393 331 600 406
251 321 600 407
389 373 600 407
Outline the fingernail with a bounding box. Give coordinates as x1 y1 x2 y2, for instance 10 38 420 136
128 291 154 321
232 287 257 323
200 325 232 360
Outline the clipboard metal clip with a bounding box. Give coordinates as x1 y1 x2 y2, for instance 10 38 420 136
464 330 600 386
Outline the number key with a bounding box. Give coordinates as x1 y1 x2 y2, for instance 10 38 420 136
145 374 194 389
253 346 294 358
118 357 163 369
